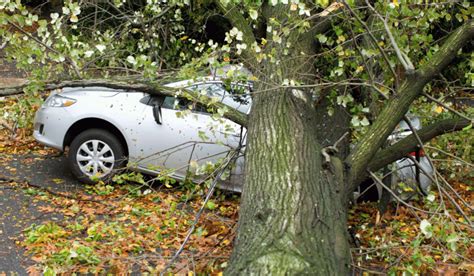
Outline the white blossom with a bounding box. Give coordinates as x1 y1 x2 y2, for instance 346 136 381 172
236 43 247 55
50 13 59 24
95 44 106 53
126 56 137 65
84 50 94 58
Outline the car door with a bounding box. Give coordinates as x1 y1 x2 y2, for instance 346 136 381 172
190 82 250 190
132 93 237 181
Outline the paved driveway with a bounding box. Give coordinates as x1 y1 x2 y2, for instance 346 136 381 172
0 152 82 274
0 55 80 274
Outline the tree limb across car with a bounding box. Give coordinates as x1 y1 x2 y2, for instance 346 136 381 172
0 79 249 127
365 118 471 181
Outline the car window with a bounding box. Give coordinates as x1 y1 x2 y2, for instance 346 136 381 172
160 82 251 114
162 96 207 113
140 94 164 106
162 96 183 109
192 83 251 114
227 83 251 114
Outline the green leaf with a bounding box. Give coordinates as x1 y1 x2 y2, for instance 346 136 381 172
206 201 217 210
462 124 472 131
316 0 329 7
43 267 57 276
316 34 328 44
249 9 258 20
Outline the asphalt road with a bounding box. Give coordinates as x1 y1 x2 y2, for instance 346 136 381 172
0 153 83 274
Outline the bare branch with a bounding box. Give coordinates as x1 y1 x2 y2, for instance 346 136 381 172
365 0 415 74
403 156 473 227
342 1 398 80
215 1 257 65
368 171 437 215
423 92 473 122
433 170 474 213
424 145 473 168
160 149 241 275
349 118 469 192
303 2 345 39
418 19 474 80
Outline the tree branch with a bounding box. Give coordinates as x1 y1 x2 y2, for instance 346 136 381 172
303 2 345 40
368 118 470 173
215 1 257 65
0 79 248 127
343 1 398 80
418 19 474 80
346 19 474 191
423 92 473 122
7 21 82 78
365 0 415 74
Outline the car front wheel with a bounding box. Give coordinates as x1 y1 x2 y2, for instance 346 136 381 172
68 129 126 184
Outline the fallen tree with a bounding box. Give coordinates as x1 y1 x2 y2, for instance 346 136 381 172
1 1 473 274
0 79 248 127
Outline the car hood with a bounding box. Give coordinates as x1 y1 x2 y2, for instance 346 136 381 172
58 86 124 98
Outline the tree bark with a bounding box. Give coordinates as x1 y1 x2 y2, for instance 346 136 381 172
226 54 351 274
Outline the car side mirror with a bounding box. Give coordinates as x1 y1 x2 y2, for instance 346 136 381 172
153 104 162 125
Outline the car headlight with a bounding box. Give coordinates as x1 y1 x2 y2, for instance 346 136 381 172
45 94 77 107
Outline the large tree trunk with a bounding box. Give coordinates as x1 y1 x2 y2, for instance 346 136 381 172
227 62 351 274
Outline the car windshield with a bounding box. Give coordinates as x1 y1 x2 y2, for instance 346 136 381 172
189 82 251 114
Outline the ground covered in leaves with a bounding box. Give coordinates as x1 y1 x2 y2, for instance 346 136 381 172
0 131 238 274
20 183 239 274
349 188 473 275
0 127 471 275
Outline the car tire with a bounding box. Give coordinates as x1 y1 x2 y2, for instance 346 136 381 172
68 129 126 184
356 178 381 202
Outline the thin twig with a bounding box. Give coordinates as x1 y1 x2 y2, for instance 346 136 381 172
342 1 398 83
422 92 474 122
434 170 473 213
322 132 350 163
404 156 473 227
334 132 350 149
0 120 15 134
0 174 110 206
365 0 415 74
425 145 474 168
159 148 241 275
368 170 437 215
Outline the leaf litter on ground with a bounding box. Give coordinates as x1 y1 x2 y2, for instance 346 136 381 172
0 125 472 274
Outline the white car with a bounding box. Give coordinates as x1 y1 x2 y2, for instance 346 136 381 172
33 79 250 191
356 115 434 201
34 79 433 196
388 116 433 196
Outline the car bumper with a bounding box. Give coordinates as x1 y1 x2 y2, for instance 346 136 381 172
33 107 72 151
394 157 433 193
